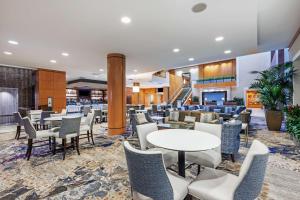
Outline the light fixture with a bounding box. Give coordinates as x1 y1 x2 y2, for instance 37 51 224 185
121 16 131 24
61 52 69 56
99 69 104 72
224 50 232 54
215 36 224 42
176 70 183 76
188 57 194 61
133 69 138 73
8 40 18 45
192 3 207 13
50 60 57 63
132 82 140 93
3 51 12 55
173 48 180 53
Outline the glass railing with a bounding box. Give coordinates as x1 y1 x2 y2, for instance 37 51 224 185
196 76 236 84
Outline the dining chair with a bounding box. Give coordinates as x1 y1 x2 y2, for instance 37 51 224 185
80 112 95 144
136 123 177 167
83 106 91 116
188 140 269 200
123 141 191 200
13 112 23 139
39 111 55 130
221 120 242 162
52 117 81 160
186 122 222 174
22 117 54 160
93 109 102 124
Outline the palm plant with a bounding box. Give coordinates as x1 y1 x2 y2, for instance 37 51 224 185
250 62 294 111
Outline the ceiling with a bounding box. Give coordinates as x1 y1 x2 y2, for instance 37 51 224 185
0 0 299 81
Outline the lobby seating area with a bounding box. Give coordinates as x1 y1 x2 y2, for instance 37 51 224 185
1 1 300 200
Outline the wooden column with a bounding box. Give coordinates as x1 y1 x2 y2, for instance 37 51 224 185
107 53 126 135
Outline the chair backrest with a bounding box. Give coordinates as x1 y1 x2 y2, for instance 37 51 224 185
85 112 95 130
221 120 242 154
83 106 91 116
59 117 81 138
40 111 54 125
195 122 222 152
136 123 158 150
14 112 23 125
234 140 269 200
123 141 173 200
22 117 37 139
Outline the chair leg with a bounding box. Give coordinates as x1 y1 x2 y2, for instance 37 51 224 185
52 137 56 155
76 136 80 155
48 137 52 150
197 165 201 175
27 139 33 160
71 138 75 150
90 130 95 145
15 125 21 139
87 130 90 142
231 154 235 162
62 138 66 160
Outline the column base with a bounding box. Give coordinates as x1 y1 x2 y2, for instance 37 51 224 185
108 127 126 135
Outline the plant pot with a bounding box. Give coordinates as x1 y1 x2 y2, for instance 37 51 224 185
265 110 283 131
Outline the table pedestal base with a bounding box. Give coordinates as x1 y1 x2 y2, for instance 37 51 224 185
178 151 185 177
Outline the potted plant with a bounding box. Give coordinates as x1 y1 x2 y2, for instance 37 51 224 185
250 62 294 131
284 105 300 145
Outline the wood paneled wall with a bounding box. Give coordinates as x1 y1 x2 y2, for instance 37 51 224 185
126 87 167 106
35 69 66 112
169 69 183 99
199 59 236 78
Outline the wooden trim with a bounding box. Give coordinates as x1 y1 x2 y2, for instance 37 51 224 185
194 81 236 88
289 26 300 48
37 68 65 73
68 78 107 85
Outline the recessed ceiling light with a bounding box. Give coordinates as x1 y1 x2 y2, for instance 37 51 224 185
3 51 12 55
8 40 19 45
215 36 224 42
224 50 232 54
173 48 180 53
50 60 57 63
121 16 131 24
133 69 138 73
188 57 195 61
61 52 69 56
99 69 104 72
192 3 207 13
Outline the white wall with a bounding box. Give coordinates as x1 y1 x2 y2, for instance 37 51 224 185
290 34 300 105
231 52 271 101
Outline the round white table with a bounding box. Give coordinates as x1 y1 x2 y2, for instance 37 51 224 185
147 129 221 177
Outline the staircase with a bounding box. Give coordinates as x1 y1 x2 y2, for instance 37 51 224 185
169 86 192 107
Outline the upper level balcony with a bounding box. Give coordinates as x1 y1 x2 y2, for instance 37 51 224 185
194 76 237 88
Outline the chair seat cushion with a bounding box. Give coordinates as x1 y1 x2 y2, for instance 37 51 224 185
186 149 221 168
188 167 238 200
35 130 55 138
147 148 177 167
167 171 191 200
52 132 78 139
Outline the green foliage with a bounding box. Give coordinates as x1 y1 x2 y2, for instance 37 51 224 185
232 97 244 105
284 105 300 140
250 62 295 111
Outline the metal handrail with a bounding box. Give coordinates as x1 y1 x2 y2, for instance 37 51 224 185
168 83 185 104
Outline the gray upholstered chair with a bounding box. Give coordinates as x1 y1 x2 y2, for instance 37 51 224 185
188 140 269 200
186 122 222 174
14 112 23 139
22 117 55 160
131 113 154 136
80 112 95 144
39 111 55 130
123 141 191 200
93 109 102 123
221 120 242 162
52 117 81 160
136 123 177 167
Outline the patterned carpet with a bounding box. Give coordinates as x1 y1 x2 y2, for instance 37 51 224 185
0 117 299 200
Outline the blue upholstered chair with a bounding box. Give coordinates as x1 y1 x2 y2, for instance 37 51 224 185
123 141 191 200
221 120 242 162
188 140 269 200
